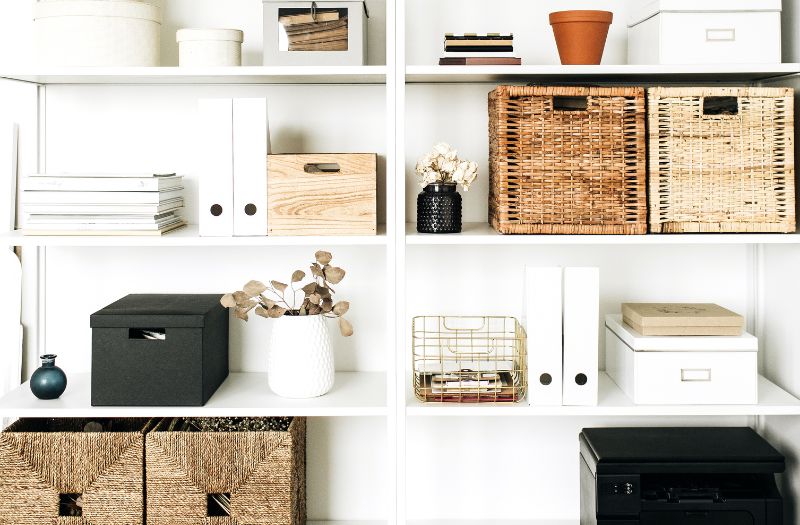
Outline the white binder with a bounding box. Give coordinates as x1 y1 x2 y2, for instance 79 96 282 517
524 266 563 405
562 266 600 406
198 98 233 237
233 98 269 236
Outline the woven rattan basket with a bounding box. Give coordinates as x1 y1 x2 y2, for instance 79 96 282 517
489 85 647 234
648 87 795 233
146 417 306 525
0 418 153 524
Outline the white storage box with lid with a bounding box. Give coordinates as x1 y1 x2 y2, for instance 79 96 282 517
627 0 781 65
262 0 368 66
605 314 758 405
177 29 244 67
34 0 162 67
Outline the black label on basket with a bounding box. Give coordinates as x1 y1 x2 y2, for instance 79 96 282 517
553 96 588 111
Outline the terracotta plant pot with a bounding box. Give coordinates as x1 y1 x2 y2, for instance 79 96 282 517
549 10 613 65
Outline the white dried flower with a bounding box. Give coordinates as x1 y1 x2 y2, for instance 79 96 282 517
415 142 478 191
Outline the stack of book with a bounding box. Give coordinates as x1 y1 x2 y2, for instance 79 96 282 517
21 173 186 236
440 33 521 66
279 10 348 51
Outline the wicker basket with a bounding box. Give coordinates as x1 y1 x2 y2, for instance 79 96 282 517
146 417 306 525
489 85 647 234
648 87 795 233
0 418 153 524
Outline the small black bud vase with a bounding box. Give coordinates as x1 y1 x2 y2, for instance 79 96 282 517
30 354 67 400
416 182 462 233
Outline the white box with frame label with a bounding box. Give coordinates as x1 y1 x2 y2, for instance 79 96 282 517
262 0 368 66
605 314 758 405
627 0 781 65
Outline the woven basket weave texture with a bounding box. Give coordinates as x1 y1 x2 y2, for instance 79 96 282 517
648 87 795 233
146 417 306 525
489 85 647 234
0 418 151 525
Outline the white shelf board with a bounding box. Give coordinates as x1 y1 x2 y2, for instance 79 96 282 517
406 63 800 83
0 66 387 85
1 224 387 247
406 373 800 417
0 371 387 417
406 222 800 245
406 519 579 525
310 522 386 525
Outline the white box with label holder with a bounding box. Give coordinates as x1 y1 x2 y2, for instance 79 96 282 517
605 314 758 405
627 0 781 65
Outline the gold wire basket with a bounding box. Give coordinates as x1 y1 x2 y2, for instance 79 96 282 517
412 316 527 402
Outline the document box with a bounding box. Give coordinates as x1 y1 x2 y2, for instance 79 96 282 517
605 314 757 405
268 153 377 235
627 0 781 64
91 294 229 406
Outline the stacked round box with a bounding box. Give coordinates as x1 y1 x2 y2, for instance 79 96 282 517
648 86 795 233
146 417 306 525
0 418 153 524
488 85 647 234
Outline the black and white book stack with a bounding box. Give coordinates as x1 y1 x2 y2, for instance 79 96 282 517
439 33 521 66
21 173 186 236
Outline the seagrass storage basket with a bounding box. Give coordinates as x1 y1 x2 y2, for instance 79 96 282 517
489 85 647 234
412 316 527 402
146 417 306 525
0 418 153 524
648 87 795 233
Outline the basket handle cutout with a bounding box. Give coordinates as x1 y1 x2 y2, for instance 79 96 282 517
552 96 588 112
304 163 341 173
207 493 232 517
703 96 738 116
129 328 166 340
442 316 487 332
59 494 82 517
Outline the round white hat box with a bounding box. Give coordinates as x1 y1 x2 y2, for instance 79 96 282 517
177 29 244 67
33 0 162 67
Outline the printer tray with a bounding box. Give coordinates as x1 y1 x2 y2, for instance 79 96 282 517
641 511 753 525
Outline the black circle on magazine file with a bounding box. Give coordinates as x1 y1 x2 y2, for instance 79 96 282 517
539 373 553 386
575 373 588 386
210 204 223 217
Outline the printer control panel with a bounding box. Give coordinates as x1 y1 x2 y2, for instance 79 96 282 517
597 475 641 515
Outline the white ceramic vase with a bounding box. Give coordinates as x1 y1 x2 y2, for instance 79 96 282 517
268 314 335 398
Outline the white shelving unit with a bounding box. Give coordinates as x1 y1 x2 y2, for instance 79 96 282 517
2 0 800 523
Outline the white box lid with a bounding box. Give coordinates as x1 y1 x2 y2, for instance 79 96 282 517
628 0 781 28
34 0 161 23
262 0 369 18
605 314 758 352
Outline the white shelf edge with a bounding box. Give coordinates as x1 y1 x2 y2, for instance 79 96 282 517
406 373 800 417
405 63 800 83
0 66 388 85
1 224 388 247
0 371 388 418
406 222 800 245
406 519 579 525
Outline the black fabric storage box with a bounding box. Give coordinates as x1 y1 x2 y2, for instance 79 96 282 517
91 294 229 406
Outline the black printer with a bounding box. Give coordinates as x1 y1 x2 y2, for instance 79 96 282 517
580 427 784 525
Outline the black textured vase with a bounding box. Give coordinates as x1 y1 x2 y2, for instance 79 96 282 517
416 183 462 233
30 354 67 400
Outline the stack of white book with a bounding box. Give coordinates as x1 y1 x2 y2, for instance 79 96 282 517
21 173 186 236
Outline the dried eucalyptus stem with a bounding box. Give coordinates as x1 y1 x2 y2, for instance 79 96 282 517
221 250 354 337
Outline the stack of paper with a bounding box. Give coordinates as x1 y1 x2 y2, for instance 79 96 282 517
280 10 348 51
21 173 186 236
